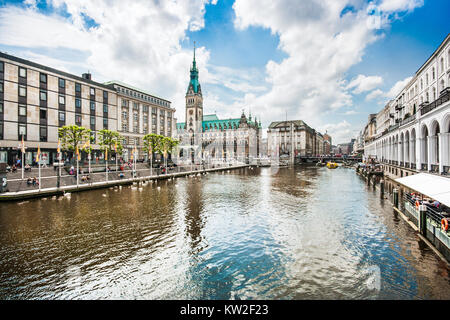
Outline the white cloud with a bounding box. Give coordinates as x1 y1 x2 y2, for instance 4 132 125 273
365 88 385 101
232 0 422 133
385 76 413 99
318 120 357 144
364 76 413 103
232 0 423 141
0 0 217 122
379 0 424 13
346 74 383 94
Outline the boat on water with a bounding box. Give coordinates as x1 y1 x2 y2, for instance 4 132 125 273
326 162 338 169
316 161 326 167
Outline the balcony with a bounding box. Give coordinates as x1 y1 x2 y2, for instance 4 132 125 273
421 88 450 116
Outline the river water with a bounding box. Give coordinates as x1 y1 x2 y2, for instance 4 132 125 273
0 166 449 299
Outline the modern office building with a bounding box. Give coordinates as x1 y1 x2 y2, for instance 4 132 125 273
0 52 118 165
0 52 174 165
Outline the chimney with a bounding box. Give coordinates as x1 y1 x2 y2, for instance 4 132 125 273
82 72 92 80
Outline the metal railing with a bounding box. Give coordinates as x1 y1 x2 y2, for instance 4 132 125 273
405 194 446 226
421 89 450 116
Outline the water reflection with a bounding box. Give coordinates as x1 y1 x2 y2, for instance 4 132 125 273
0 166 449 299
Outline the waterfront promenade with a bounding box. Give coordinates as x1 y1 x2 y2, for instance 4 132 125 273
1 161 250 201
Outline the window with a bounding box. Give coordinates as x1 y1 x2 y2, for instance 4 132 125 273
90 87 95 95
122 110 128 119
40 73 47 83
59 95 65 105
75 98 81 108
103 104 108 113
40 109 47 119
75 115 82 124
0 62 3 73
19 67 26 78
19 85 26 97
122 99 128 107
19 124 27 137
75 83 81 93
0 82 3 93
19 105 27 116
59 112 65 121
103 90 108 99
103 118 108 128
90 116 95 125
122 122 127 131
40 126 47 141
0 103 3 113
133 102 139 110
90 101 95 110
59 78 65 88
133 112 138 121
432 67 435 80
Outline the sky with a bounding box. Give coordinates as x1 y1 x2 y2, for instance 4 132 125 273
0 0 448 144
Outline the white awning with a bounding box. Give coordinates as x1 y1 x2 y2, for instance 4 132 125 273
395 173 450 207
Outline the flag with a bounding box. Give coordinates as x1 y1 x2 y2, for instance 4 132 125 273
82 139 90 149
21 136 25 153
114 142 117 153
57 139 60 153
105 148 108 160
76 145 80 161
36 145 41 162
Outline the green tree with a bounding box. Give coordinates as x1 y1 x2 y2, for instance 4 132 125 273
143 133 163 163
58 125 91 153
159 137 179 171
98 129 124 160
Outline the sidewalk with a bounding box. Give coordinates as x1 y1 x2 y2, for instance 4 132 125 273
0 163 250 201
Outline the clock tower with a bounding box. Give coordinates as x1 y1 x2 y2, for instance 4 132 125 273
186 42 203 139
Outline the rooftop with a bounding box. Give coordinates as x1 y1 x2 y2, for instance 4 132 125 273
104 80 171 103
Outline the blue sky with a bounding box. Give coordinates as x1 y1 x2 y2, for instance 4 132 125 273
0 0 448 143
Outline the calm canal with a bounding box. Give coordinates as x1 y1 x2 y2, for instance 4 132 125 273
0 166 449 299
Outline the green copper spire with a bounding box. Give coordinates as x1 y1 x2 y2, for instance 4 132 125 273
187 41 200 94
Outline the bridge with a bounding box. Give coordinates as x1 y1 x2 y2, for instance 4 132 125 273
294 156 362 163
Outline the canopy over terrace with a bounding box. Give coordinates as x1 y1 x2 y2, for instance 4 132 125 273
395 173 450 207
